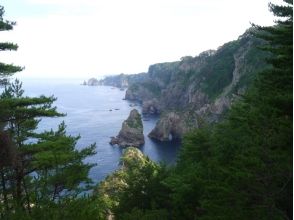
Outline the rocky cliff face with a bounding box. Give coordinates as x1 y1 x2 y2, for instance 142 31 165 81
102 29 270 141
148 112 190 141
129 31 269 140
148 110 201 141
142 99 161 115
99 73 148 89
110 109 144 147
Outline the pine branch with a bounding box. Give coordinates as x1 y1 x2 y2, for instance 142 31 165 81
0 63 23 75
0 42 18 51
0 20 13 31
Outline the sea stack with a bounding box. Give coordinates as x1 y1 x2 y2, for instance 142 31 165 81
110 109 144 147
87 78 99 86
148 112 187 141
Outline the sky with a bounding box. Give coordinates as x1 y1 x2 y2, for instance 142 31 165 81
0 0 283 79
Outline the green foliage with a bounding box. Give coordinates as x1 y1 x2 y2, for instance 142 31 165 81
0 80 97 218
126 112 143 129
200 40 238 99
165 1 293 219
124 29 269 109
179 69 199 87
232 38 271 95
0 5 101 219
128 80 161 98
0 6 14 31
0 42 18 51
120 208 169 220
108 1 293 219
114 162 171 216
96 148 171 219
148 62 178 84
3 196 105 220
1 1 291 219
140 81 162 97
0 6 22 85
129 83 139 92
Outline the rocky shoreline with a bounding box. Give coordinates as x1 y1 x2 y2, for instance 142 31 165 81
89 29 269 142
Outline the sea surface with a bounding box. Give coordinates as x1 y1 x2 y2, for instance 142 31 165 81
20 78 181 183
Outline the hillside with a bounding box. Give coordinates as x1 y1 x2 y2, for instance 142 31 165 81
99 29 270 141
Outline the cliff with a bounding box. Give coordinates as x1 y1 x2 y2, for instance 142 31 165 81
130 30 269 141
110 109 144 147
101 29 270 141
98 73 148 88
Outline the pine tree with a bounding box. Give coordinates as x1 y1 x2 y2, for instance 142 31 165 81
0 79 97 217
0 6 25 216
0 6 22 85
0 6 100 218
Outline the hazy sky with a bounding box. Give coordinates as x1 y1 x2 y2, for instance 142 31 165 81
0 0 282 79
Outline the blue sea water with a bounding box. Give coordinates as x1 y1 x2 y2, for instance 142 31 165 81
20 78 181 183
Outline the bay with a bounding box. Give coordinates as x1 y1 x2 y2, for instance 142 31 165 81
20 78 181 183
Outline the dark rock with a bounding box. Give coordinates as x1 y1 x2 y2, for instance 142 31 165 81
142 99 160 115
87 78 99 86
148 112 189 141
110 109 144 147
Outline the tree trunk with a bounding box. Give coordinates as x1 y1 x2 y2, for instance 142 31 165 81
15 168 23 207
22 179 31 214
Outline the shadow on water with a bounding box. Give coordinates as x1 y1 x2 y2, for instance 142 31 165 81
139 138 181 165
138 114 182 165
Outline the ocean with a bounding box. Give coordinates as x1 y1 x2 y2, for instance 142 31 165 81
20 78 181 183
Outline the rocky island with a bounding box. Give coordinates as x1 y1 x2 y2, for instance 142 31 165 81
110 109 144 147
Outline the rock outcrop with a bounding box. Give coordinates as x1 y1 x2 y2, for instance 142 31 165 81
110 109 144 147
148 112 190 141
87 78 99 86
142 99 161 115
125 83 159 102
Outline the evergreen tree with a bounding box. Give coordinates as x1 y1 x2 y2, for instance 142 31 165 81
0 79 97 217
0 6 101 218
167 1 293 219
0 6 22 85
114 162 171 216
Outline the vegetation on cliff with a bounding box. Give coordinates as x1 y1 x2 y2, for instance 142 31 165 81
101 28 272 141
110 109 145 147
95 147 171 219
104 30 269 106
